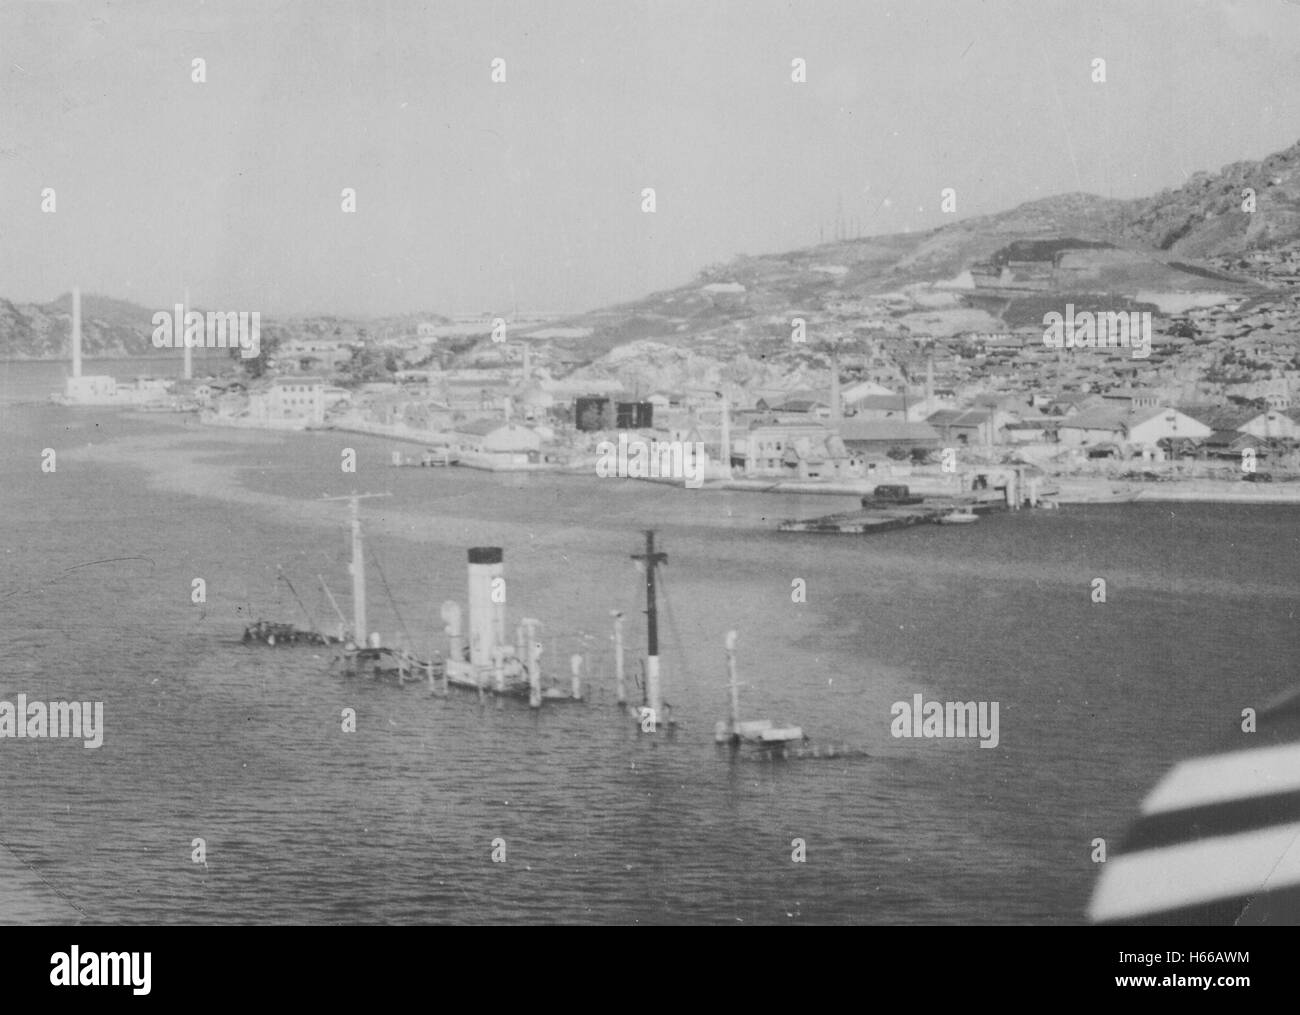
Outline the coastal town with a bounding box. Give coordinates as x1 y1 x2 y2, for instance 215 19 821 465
30 130 1300 505
45 232 1300 504
7 0 1300 950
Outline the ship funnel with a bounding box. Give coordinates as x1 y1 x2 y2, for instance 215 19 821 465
466 547 505 667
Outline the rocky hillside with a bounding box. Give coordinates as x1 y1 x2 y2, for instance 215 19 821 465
7 136 1300 366
1119 139 1300 255
0 295 451 361
0 292 159 359
527 138 1300 391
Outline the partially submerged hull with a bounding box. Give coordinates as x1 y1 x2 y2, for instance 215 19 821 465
244 622 340 647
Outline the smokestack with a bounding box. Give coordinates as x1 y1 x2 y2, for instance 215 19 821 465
467 547 505 667
830 348 842 425
183 288 192 380
718 392 731 476
71 286 81 378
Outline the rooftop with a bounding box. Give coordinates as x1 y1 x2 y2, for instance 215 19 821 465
838 420 942 442
748 417 832 432
852 395 908 411
450 418 529 436
272 376 326 386
926 408 994 427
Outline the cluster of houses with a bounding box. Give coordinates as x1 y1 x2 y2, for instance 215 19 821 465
188 278 1300 479
198 377 349 427
195 351 1300 479
1211 242 1300 288
600 379 1299 481
715 385 1300 479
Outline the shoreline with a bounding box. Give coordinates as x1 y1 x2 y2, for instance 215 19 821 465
1050 477 1300 505
41 405 1300 508
617 473 1300 505
303 420 1300 504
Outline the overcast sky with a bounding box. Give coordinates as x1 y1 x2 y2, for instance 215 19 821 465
2 0 1299 317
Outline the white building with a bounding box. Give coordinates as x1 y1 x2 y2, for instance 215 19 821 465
1238 409 1300 442
1125 407 1212 451
249 378 326 426
1057 405 1210 455
840 380 896 407
63 375 117 402
61 375 170 406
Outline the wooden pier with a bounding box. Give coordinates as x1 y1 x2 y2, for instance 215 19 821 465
777 495 1007 534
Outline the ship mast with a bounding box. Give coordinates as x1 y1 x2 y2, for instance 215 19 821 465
725 630 741 737
322 491 391 645
631 530 668 723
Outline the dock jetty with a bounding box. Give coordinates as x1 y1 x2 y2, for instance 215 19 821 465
778 475 1048 534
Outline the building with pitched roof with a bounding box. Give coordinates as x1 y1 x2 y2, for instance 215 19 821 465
838 419 942 455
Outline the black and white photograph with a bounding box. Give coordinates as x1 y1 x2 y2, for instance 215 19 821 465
0 0 1297 973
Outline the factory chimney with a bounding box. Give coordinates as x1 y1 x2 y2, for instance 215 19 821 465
830 346 842 425
183 288 193 380
71 286 82 378
718 392 732 477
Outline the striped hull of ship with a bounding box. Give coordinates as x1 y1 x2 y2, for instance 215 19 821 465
1090 697 1300 926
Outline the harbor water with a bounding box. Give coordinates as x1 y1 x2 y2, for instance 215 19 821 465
1 364 1296 924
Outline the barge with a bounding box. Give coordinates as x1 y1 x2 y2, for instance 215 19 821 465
778 496 1007 534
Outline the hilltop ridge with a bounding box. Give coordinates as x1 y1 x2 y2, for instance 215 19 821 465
5 136 1300 372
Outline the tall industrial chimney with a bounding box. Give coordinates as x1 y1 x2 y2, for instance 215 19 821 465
718 392 731 477
183 287 193 380
71 286 82 378
830 347 842 424
466 547 506 667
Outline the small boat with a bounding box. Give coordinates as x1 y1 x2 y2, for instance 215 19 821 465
420 446 459 467
937 509 979 525
860 484 924 508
